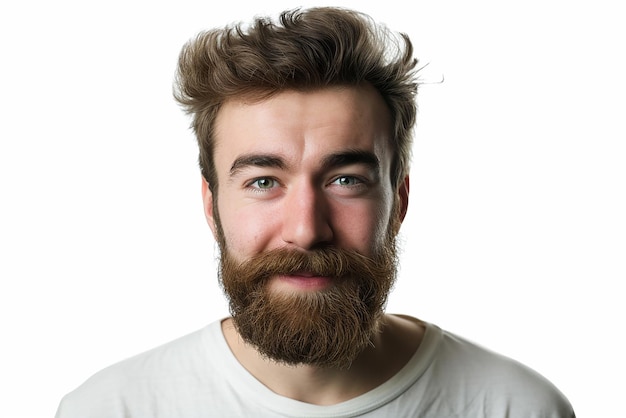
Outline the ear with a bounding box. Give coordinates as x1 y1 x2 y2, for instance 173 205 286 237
397 175 410 223
201 176 218 238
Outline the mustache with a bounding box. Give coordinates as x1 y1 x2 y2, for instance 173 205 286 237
220 246 394 285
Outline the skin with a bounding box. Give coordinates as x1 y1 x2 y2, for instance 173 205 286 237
201 84 424 405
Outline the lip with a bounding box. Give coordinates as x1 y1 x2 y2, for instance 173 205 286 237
273 273 334 291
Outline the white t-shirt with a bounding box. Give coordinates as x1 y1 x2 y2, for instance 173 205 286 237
56 317 575 417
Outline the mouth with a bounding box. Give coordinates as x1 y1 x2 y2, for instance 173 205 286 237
271 271 334 292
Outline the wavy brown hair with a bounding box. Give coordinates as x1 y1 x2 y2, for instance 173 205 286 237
174 7 419 193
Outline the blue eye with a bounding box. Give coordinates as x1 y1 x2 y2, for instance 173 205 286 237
333 176 360 186
250 178 276 189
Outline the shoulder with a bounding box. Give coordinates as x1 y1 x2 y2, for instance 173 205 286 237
55 322 222 418
422 324 575 416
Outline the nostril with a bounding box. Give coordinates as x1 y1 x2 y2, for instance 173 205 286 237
281 206 332 249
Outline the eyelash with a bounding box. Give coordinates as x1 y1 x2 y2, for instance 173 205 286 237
246 177 278 191
244 175 368 194
330 175 364 187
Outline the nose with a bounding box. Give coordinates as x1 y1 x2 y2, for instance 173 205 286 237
281 181 333 250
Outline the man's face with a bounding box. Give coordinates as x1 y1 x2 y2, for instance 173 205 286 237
202 85 409 367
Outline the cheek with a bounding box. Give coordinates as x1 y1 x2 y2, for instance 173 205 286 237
332 198 392 253
218 200 280 258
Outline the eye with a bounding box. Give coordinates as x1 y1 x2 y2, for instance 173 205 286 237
332 176 362 186
249 178 277 189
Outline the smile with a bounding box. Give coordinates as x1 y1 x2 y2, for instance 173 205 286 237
273 272 334 291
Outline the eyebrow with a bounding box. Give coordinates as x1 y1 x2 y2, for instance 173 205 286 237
230 154 286 177
320 150 380 172
228 149 380 178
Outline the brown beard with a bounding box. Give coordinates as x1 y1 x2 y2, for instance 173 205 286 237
218 239 398 369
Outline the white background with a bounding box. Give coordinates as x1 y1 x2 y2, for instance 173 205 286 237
1 1 624 417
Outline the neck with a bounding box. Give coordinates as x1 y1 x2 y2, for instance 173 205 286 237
221 314 424 405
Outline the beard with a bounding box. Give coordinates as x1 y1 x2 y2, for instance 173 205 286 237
217 234 399 369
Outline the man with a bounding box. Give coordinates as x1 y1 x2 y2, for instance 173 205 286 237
56 7 575 417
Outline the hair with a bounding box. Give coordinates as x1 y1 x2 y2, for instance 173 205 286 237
174 7 419 193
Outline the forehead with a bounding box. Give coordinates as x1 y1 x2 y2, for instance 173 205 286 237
212 85 393 172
